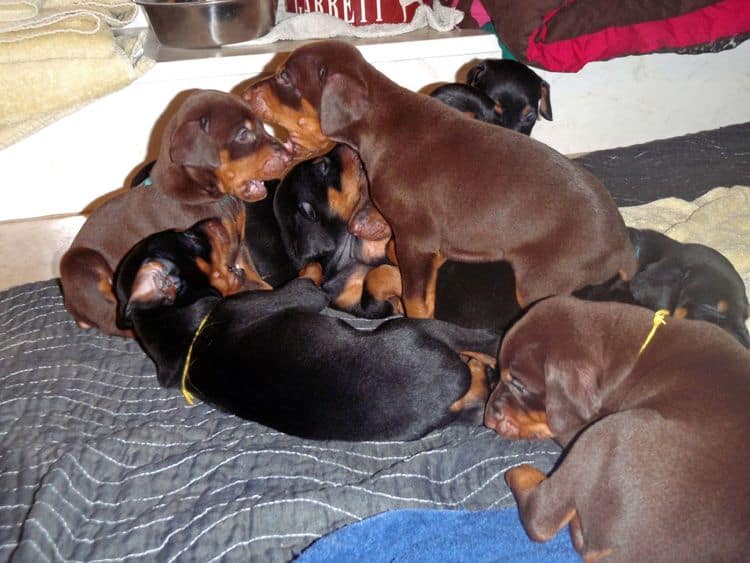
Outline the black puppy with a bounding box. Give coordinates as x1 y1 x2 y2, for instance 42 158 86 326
114 219 500 441
628 228 750 347
242 180 301 288
466 59 552 135
429 83 504 126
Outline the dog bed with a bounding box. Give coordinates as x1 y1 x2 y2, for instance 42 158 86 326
1 184 749 561
457 0 750 71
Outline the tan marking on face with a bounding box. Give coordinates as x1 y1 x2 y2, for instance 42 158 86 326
215 143 288 202
327 185 360 223
200 215 271 295
496 401 553 440
246 80 334 158
673 306 689 319
450 358 490 413
717 299 729 313
97 276 116 304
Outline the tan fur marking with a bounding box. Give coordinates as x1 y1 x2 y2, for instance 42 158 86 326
364 264 402 302
450 358 490 413
717 299 729 313
506 464 547 491
515 286 526 309
422 252 447 318
583 548 614 562
299 262 324 286
333 268 368 309
501 404 553 440
673 307 689 319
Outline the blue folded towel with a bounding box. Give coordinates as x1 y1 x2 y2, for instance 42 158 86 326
296 507 578 562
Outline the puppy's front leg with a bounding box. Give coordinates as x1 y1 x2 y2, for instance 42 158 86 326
397 246 445 319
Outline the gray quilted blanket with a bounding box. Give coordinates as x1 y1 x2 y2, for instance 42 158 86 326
0 280 560 562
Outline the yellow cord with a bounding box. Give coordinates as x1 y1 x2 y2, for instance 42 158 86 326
637 309 670 357
181 312 212 405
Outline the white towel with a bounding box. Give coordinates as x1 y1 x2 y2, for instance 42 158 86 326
227 0 463 46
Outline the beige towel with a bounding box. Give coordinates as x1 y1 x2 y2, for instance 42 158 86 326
0 0 136 39
620 185 750 331
0 28 153 148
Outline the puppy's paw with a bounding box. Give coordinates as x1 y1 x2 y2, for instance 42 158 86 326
298 262 324 286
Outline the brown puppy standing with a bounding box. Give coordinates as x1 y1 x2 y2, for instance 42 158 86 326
242 40 637 318
60 90 291 336
485 296 750 561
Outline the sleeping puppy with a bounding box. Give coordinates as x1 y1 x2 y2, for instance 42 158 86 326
60 90 290 336
429 83 505 126
466 58 552 135
628 228 750 347
485 296 750 561
114 219 501 441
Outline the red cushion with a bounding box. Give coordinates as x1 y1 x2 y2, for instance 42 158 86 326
526 0 750 72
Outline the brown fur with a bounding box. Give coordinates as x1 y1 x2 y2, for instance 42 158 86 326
486 296 750 561
242 40 637 319
60 90 289 336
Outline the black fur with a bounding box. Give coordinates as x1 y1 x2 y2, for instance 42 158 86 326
114 220 502 441
628 228 750 347
466 58 552 135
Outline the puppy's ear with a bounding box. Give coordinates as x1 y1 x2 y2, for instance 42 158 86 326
320 73 369 136
539 80 552 121
126 259 180 314
466 61 485 86
543 358 600 436
170 119 221 169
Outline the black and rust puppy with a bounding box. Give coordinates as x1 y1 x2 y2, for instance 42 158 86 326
485 296 750 561
274 143 398 318
466 59 552 135
429 83 504 126
114 219 500 441
628 228 750 347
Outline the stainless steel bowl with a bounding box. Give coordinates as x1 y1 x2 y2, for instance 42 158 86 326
136 0 276 49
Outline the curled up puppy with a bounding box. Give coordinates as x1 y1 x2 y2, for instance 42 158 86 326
114 219 501 441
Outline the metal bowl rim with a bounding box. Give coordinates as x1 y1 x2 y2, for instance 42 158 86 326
135 0 261 6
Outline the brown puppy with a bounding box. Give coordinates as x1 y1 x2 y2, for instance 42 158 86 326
242 40 637 318
60 90 290 336
484 296 750 561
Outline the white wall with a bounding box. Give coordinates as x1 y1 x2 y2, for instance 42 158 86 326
1 30 749 222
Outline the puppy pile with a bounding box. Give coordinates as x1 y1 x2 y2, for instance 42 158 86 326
60 40 750 561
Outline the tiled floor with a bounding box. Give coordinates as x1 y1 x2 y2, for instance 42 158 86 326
0 214 85 291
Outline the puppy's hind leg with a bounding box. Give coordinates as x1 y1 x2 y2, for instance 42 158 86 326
59 247 132 337
505 464 579 544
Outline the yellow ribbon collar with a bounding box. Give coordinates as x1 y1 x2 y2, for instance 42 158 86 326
637 309 670 357
181 311 213 405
